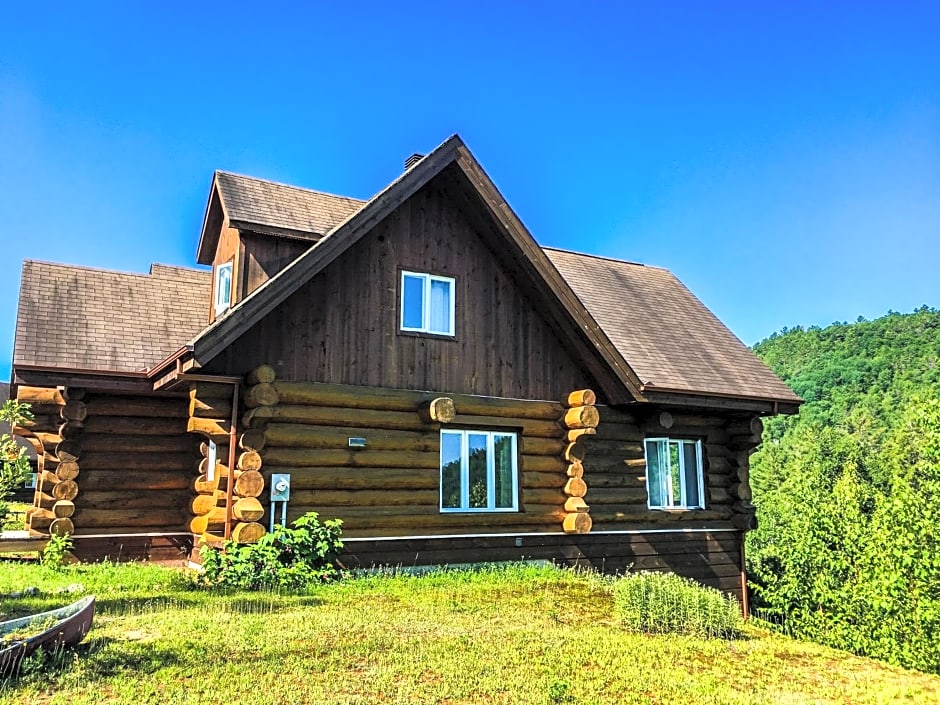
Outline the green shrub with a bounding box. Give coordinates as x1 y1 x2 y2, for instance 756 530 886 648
0 400 33 527
199 512 343 591
41 532 74 570
613 572 743 639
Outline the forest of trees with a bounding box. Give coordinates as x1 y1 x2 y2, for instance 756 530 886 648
747 306 940 673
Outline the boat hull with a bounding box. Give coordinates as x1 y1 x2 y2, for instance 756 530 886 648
0 595 95 677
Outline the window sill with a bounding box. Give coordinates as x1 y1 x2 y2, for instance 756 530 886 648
440 508 520 514
398 329 457 341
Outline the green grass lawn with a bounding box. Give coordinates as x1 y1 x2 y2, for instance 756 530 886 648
1 561 938 704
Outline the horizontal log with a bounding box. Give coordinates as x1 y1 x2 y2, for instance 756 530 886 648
189 396 233 419
80 470 190 491
283 504 567 531
200 441 230 459
522 472 567 490
584 439 645 456
235 470 264 498
237 450 263 471
727 417 764 438
73 508 189 529
566 428 596 443
563 477 588 498
17 386 66 406
246 364 277 385
521 455 566 474
592 423 641 441
55 439 81 463
564 497 589 513
263 423 438 452
263 466 440 491
187 417 232 444
83 416 187 436
81 434 199 455
55 460 80 481
58 421 83 440
288 489 440 507
523 488 567 505
244 383 279 408
418 397 456 424
190 509 227 534
53 480 78 501
565 389 596 408
233 497 264 522
563 406 599 429
79 451 195 472
239 430 266 452
450 414 563 438
590 506 734 523
273 380 566 421
231 522 265 544
192 494 225 515
85 396 189 418
583 487 649 504
72 489 193 512
60 401 87 422
521 437 566 456
730 482 752 501
562 512 592 534
584 474 647 489
28 500 75 520
596 407 637 425
708 487 731 504
339 524 565 539
262 447 439 470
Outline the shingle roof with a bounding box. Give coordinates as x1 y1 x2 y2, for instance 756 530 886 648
215 171 366 240
544 248 801 403
14 261 212 373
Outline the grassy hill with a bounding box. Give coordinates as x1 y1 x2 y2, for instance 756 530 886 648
1 562 939 704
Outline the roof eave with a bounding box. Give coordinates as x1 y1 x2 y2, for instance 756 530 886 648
195 173 225 265
639 386 803 415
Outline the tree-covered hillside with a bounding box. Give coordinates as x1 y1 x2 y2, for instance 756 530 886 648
748 307 940 674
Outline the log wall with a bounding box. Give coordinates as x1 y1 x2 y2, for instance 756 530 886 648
238 367 601 538
583 407 761 531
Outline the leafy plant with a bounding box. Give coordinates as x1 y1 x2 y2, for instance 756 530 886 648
41 532 75 570
0 400 34 527
612 572 742 639
199 511 343 591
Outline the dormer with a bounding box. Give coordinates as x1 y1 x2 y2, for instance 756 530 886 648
196 171 365 322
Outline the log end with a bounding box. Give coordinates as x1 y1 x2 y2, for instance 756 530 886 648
562 512 592 534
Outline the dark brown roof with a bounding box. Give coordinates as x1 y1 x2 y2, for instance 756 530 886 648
14 261 212 373
215 171 366 240
544 248 801 403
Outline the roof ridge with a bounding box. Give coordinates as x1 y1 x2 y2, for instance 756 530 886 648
215 170 367 204
542 246 667 271
23 260 211 280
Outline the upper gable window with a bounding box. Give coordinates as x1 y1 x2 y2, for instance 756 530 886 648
645 437 704 510
215 262 233 315
400 271 455 336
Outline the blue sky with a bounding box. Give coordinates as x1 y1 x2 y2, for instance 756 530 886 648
1 3 938 381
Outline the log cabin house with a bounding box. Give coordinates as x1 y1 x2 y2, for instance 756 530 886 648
9 135 800 602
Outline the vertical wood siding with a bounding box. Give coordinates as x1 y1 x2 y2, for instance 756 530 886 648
210 181 598 401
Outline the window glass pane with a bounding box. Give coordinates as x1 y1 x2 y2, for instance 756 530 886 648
467 433 488 508
646 440 665 507
429 279 452 334
441 432 462 509
216 265 232 310
668 441 682 507
402 274 425 329
494 434 515 508
683 441 701 507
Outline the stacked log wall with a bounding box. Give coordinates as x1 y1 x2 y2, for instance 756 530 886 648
584 407 763 531
240 369 598 538
71 393 196 534
14 386 81 536
187 377 266 544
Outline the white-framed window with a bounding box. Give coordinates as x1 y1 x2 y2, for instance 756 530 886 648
400 270 455 336
644 437 705 509
24 473 37 489
214 261 233 315
440 429 518 512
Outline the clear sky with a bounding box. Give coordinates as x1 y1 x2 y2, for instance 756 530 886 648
1 2 938 381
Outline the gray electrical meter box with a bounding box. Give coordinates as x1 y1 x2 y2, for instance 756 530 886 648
270 473 291 502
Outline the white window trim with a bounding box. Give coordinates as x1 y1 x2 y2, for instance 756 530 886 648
644 437 705 510
214 261 233 316
400 270 456 336
440 429 519 513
